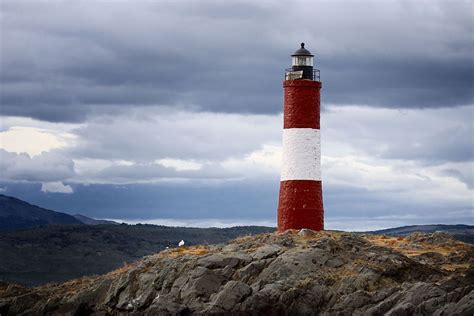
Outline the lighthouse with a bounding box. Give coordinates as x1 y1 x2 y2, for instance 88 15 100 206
277 43 324 232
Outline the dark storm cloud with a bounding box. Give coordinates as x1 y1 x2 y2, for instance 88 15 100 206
1 0 473 122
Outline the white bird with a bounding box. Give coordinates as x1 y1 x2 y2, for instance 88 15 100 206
178 240 185 247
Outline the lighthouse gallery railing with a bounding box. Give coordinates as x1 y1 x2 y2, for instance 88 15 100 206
284 68 320 81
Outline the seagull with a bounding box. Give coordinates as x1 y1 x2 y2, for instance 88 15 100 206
178 240 185 247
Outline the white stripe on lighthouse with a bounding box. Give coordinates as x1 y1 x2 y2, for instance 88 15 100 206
281 128 321 181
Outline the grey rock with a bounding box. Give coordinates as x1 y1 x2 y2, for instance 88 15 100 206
298 228 318 237
237 260 266 281
197 252 251 269
251 244 282 260
434 289 474 316
337 290 371 309
326 257 344 268
197 253 228 269
386 302 415 316
209 281 252 311
180 268 225 300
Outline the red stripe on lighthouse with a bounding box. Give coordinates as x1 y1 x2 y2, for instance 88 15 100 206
278 180 324 231
283 80 321 129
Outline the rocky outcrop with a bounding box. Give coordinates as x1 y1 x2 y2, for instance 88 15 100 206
1 231 473 315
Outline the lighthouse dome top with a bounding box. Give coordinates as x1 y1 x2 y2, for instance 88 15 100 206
292 43 313 57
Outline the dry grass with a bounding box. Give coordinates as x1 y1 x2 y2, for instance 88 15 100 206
164 245 210 258
441 263 471 271
365 235 471 261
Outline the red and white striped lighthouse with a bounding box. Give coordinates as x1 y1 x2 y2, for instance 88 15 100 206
277 43 324 232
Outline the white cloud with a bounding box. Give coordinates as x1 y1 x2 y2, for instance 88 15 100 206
0 126 76 156
221 144 281 179
41 181 73 193
156 158 202 171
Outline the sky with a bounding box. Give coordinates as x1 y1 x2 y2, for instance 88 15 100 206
0 0 473 231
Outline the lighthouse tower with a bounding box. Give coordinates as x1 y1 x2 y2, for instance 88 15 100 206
277 43 324 232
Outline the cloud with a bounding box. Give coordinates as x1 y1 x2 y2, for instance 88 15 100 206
84 161 238 184
0 99 471 226
1 0 473 122
442 165 474 190
323 105 474 163
0 126 76 156
69 108 281 161
0 149 75 182
41 181 73 194
1 104 472 194
157 158 202 171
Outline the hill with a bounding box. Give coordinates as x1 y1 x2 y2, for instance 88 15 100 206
369 224 474 244
0 194 83 231
1 230 472 315
0 194 119 230
0 224 274 286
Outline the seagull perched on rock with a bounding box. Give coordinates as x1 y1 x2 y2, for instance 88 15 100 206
178 240 185 247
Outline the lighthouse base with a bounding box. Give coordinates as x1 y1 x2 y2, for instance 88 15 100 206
277 180 324 232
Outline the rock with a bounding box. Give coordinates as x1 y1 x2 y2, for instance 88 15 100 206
197 253 251 269
181 268 225 300
434 289 474 316
197 253 229 269
386 302 415 316
251 244 282 260
326 257 344 268
237 260 266 281
406 231 455 245
337 290 371 309
209 281 252 311
298 228 318 237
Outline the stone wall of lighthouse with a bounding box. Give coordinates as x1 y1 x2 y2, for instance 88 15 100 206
277 79 324 232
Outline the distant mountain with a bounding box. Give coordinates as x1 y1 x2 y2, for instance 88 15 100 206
367 224 474 243
0 194 119 230
73 214 118 225
0 194 83 231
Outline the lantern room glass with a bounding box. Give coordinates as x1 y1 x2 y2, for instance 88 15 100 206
292 56 313 66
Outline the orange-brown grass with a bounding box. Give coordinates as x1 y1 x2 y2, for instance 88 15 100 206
297 230 341 241
364 235 469 258
441 263 471 271
165 245 210 258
